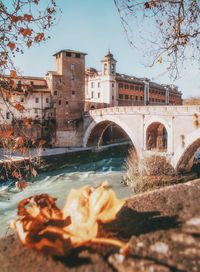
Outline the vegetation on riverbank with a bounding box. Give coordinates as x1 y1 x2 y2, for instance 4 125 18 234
123 147 198 194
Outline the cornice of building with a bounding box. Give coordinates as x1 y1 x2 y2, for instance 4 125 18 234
53 49 87 56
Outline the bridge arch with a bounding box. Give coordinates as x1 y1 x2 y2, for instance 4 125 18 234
173 128 200 172
144 116 171 153
83 116 141 158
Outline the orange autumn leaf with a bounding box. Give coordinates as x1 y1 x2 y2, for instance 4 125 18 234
0 60 7 66
19 146 28 154
0 128 14 139
19 28 32 37
26 40 32 48
15 136 25 147
35 33 45 42
12 170 22 180
38 139 46 147
22 117 32 129
2 90 12 100
11 182 126 256
7 42 16 51
15 103 25 112
24 14 33 22
10 70 17 78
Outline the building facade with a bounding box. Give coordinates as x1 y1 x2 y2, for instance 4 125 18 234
85 51 182 110
0 49 183 147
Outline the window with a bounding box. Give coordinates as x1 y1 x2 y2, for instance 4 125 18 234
54 91 57 95
20 98 24 103
111 63 115 74
75 53 80 58
130 95 134 100
112 95 114 100
140 96 143 101
71 75 75 80
30 81 34 85
135 96 138 100
91 91 94 98
6 112 10 119
91 82 94 88
119 83 123 89
98 92 100 98
59 100 61 105
46 98 49 103
140 86 144 91
104 63 107 74
135 86 139 91
72 91 75 95
125 84 129 89
35 97 39 103
66 52 71 57
71 64 75 70
34 109 38 114
125 95 129 100
119 94 123 99
112 83 114 87
98 82 100 88
130 85 134 90
66 101 69 105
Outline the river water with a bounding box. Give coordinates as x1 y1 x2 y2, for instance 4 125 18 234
0 145 132 237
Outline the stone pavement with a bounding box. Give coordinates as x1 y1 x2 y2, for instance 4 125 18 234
0 179 200 271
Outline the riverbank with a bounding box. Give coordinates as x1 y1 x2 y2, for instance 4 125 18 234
1 178 200 271
0 142 132 181
0 141 132 163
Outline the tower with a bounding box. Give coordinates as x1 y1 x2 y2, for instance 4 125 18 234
49 49 87 146
101 50 117 106
101 50 117 76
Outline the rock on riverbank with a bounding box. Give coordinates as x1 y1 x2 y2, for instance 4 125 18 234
1 179 200 272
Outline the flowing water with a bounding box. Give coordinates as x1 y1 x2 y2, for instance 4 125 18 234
0 145 132 237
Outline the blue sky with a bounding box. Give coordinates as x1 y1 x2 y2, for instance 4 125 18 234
14 0 199 98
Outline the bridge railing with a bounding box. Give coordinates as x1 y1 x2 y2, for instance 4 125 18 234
85 105 200 116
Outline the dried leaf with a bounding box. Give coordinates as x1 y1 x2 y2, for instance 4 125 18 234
31 168 38 177
19 28 32 37
12 170 22 180
35 33 45 42
38 139 46 147
10 70 17 78
24 14 33 22
11 183 126 256
7 42 16 51
26 40 32 48
15 103 25 112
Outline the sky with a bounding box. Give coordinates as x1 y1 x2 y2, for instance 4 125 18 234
14 0 200 98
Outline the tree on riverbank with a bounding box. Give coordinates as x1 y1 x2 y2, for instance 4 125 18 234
0 0 58 181
184 97 200 105
114 0 200 79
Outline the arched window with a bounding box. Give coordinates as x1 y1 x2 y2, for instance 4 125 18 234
104 63 107 74
111 63 115 74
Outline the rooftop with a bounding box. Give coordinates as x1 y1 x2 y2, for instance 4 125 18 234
53 49 87 56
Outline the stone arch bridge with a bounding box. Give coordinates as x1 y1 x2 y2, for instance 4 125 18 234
83 106 200 173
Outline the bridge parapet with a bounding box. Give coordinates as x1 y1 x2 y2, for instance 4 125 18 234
86 105 200 117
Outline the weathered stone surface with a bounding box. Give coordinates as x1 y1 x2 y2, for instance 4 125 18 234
1 179 200 271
